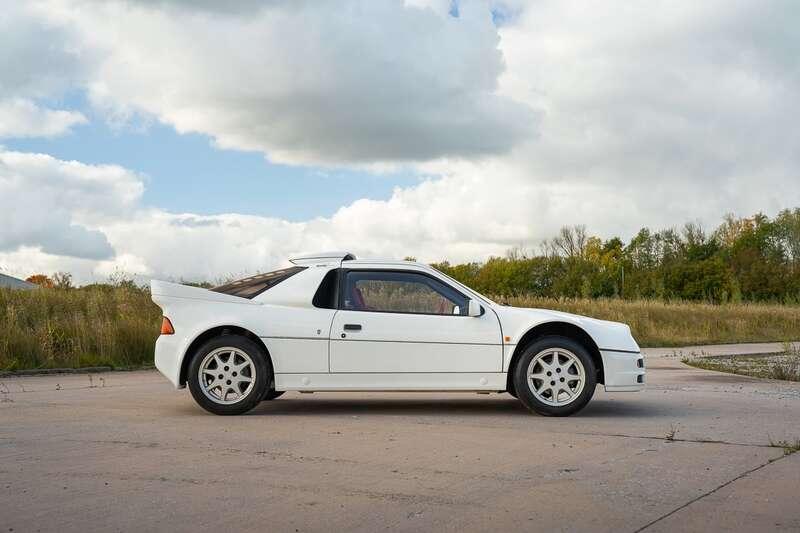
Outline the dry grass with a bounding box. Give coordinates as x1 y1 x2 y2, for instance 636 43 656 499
769 438 800 456
500 296 800 347
0 286 160 371
1 286 799 371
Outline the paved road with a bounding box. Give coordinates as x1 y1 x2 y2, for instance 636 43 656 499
2 345 799 532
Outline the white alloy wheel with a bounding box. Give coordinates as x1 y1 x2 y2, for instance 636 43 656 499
198 347 256 405
526 348 586 407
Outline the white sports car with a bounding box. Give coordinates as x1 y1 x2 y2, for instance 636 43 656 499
151 252 645 416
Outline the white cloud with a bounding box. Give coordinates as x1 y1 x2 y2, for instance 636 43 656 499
0 3 89 99
0 98 87 138
0 149 143 261
0 246 100 282
33 0 535 165
0 3 94 139
490 0 800 230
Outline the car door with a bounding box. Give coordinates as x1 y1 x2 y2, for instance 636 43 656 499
329 268 502 373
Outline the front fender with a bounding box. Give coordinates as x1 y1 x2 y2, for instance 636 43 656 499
496 306 638 352
495 306 640 377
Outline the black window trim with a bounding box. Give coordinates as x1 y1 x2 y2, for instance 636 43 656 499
312 267 342 309
337 268 473 317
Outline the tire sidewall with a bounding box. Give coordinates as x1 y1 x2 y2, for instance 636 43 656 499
513 335 597 416
187 335 270 415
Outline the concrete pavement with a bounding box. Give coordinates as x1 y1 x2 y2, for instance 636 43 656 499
1 345 799 532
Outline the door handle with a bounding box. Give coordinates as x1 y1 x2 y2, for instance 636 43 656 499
343 324 362 331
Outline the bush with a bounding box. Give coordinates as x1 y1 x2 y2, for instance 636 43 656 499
0 284 161 370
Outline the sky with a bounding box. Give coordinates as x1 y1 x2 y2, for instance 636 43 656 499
1 0 798 284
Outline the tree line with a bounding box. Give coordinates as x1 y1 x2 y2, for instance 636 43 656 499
432 209 800 303
22 208 800 304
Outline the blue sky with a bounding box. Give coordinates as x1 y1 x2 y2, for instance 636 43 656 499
6 93 420 221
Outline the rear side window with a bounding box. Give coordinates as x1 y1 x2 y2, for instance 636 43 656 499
211 266 306 299
313 268 339 309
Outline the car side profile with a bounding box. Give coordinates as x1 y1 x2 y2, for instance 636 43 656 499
151 252 645 416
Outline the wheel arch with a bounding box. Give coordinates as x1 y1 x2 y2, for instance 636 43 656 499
506 321 605 393
179 325 271 387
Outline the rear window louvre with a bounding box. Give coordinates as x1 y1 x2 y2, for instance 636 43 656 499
210 266 306 299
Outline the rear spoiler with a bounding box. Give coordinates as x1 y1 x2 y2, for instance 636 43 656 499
289 251 356 265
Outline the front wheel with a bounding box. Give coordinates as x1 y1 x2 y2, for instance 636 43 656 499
513 335 596 416
187 335 270 415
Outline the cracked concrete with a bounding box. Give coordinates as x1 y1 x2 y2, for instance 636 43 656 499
1 346 799 532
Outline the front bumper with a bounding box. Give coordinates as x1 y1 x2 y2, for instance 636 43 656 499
600 350 645 391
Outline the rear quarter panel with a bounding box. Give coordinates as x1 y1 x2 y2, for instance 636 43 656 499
153 295 334 386
152 294 266 387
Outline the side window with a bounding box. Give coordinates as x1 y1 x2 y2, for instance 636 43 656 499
312 268 339 309
343 271 467 315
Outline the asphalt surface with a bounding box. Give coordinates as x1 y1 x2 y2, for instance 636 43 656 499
2 342 799 532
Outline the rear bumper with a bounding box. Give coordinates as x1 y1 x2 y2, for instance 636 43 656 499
600 350 645 392
155 334 184 388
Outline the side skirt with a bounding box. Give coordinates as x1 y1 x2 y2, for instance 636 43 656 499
274 372 507 391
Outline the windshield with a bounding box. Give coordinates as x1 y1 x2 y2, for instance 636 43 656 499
429 267 497 306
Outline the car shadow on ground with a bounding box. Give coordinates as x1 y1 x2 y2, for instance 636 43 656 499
199 395 684 419
578 399 684 418
251 396 526 417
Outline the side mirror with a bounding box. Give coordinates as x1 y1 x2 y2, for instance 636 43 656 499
467 299 482 317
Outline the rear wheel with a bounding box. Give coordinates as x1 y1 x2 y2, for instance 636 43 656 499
187 335 269 415
513 335 596 416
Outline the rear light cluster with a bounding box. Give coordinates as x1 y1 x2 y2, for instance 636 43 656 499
160 317 175 335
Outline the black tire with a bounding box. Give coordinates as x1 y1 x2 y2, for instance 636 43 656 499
506 387 518 398
262 389 285 401
187 334 270 415
512 335 596 416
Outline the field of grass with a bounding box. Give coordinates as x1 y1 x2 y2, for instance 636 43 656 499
1 286 799 371
0 286 160 371
502 295 800 347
